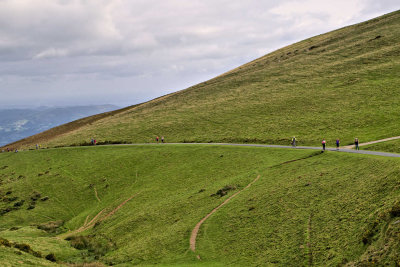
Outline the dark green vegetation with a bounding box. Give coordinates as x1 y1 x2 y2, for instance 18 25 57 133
1 145 400 266
5 10 400 150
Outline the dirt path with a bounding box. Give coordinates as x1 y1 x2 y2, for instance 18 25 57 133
190 175 260 253
343 136 400 149
59 193 139 239
94 187 101 202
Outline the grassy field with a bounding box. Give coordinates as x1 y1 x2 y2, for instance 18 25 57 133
4 10 400 150
364 139 400 153
1 145 400 266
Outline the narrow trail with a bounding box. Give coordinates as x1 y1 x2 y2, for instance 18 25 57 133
190 150 324 258
59 193 139 239
94 187 101 202
190 175 260 254
343 136 400 149
110 142 400 158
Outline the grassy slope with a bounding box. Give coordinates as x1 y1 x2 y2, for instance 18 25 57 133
1 146 400 266
364 138 400 153
4 10 400 150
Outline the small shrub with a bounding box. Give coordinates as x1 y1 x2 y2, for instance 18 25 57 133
45 253 57 262
67 235 91 250
211 185 237 197
30 192 41 201
37 220 64 233
0 237 11 247
32 250 42 258
13 200 25 207
3 196 18 202
0 207 13 215
390 201 400 217
14 243 32 253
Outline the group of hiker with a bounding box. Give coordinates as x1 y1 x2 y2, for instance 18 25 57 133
155 136 165 143
291 137 360 151
1 148 18 153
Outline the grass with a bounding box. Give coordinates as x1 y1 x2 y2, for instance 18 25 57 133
4 10 400 150
364 138 400 153
1 145 400 266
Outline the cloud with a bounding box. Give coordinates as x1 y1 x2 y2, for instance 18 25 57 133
0 0 398 108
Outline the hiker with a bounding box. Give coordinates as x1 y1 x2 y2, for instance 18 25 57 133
355 138 359 150
161 136 165 143
156 136 159 143
36 144 39 149
291 137 296 147
90 138 94 145
94 139 97 145
336 139 340 150
322 139 326 151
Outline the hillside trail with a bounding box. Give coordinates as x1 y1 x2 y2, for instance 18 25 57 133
105 138 400 158
342 136 400 149
190 175 260 256
58 193 139 239
189 151 324 258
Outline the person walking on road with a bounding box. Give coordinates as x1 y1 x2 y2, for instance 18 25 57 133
322 139 326 151
291 137 296 147
161 136 165 143
336 139 340 150
355 138 359 150
156 136 159 143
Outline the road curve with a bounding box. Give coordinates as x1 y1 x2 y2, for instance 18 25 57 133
123 143 400 158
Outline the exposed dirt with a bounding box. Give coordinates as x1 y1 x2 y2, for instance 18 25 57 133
59 193 139 239
94 187 101 202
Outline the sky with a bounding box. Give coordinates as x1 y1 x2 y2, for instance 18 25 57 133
0 0 399 109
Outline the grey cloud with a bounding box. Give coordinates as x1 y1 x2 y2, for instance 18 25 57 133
0 0 399 108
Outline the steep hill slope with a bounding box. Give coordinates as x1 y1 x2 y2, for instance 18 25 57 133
5 10 400 149
1 146 400 266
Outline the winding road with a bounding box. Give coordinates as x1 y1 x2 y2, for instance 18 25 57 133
126 143 400 158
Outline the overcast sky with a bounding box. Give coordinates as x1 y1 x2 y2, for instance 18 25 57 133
0 0 399 109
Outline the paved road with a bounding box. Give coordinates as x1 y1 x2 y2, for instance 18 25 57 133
343 136 400 149
128 143 400 158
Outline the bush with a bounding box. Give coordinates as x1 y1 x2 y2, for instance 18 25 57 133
37 220 64 233
14 243 32 253
0 237 11 247
45 253 57 262
211 185 237 197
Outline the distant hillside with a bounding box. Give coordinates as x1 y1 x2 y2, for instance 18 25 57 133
8 10 400 149
0 105 118 147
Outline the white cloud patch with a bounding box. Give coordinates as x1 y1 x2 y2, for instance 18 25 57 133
13 119 29 131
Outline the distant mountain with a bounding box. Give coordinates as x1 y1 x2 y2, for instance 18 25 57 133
0 105 118 147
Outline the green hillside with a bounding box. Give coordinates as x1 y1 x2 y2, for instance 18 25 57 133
5 10 400 150
2 10 400 267
365 138 400 153
1 145 400 266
